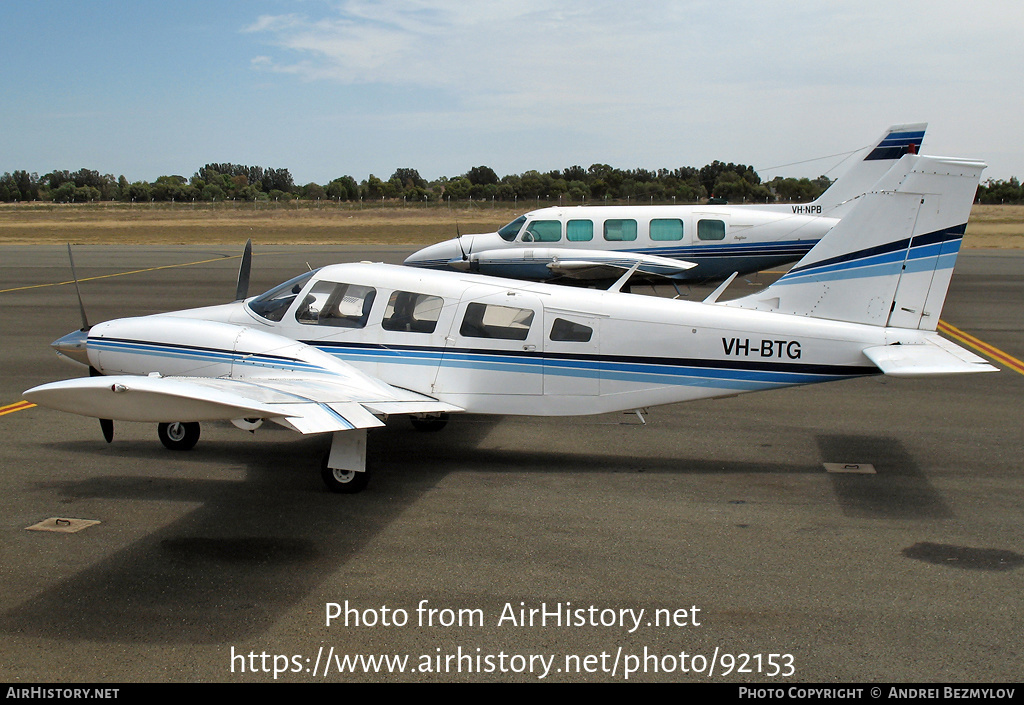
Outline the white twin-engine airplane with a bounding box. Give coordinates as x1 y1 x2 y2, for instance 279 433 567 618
404 123 927 283
25 154 996 494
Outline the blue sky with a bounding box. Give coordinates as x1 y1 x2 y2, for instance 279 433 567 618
2 1 1022 185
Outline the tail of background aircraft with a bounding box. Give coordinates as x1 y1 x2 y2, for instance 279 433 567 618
767 123 927 217
725 153 984 332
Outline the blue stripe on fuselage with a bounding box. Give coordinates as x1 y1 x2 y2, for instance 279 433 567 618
311 341 874 392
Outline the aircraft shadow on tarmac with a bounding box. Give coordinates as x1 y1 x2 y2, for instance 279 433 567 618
3 420 950 644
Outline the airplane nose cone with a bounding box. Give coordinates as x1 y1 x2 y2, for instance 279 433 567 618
51 329 90 365
405 238 472 270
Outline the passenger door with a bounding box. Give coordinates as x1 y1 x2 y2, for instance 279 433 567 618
431 287 544 395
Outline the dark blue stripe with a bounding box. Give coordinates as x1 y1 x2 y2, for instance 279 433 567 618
864 130 925 161
785 225 964 279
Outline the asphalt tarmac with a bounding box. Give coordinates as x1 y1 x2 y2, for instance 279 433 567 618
0 245 1021 683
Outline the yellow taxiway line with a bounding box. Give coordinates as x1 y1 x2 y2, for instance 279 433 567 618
0 253 248 295
0 400 36 416
937 320 1024 376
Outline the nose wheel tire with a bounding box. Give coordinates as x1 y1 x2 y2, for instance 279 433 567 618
320 455 370 494
158 422 201 451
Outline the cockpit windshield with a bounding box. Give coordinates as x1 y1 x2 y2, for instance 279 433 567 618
247 269 320 321
497 216 527 242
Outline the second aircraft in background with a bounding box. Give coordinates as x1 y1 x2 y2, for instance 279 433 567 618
404 123 926 283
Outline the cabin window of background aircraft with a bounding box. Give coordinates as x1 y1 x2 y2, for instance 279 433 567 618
247 270 318 322
549 318 593 343
460 302 535 340
296 281 376 328
697 219 726 240
650 218 684 241
566 220 593 241
382 291 443 333
604 219 637 241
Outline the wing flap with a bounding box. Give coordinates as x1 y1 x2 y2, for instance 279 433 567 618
270 402 385 434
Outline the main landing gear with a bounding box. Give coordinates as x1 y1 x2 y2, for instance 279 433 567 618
151 421 373 494
320 455 371 494
157 421 201 451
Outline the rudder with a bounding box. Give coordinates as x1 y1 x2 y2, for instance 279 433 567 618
725 154 985 331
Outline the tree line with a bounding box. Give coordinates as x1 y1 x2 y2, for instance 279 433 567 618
1 162 1020 206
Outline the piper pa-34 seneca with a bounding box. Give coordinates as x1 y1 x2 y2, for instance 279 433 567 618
25 153 996 494
404 123 927 283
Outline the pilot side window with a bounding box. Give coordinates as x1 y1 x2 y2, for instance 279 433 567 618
604 219 637 241
522 220 561 242
295 281 377 328
566 219 593 242
650 218 684 241
697 219 726 241
497 215 527 242
382 291 443 333
247 270 318 322
549 318 593 343
460 302 535 341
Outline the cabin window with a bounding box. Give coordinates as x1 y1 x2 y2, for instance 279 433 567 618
697 219 726 241
247 270 318 322
498 215 527 242
460 302 535 341
522 220 561 242
295 281 377 328
566 219 593 242
382 291 443 333
604 219 637 241
650 218 684 241
549 318 593 343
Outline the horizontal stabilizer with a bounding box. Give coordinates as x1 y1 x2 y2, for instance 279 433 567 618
863 336 998 377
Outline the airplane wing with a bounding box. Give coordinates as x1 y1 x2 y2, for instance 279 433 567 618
548 257 693 281
473 247 697 280
24 373 461 435
863 334 998 377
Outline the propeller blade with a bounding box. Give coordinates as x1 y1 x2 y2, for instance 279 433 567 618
99 418 114 444
235 238 252 301
66 244 90 330
456 223 467 261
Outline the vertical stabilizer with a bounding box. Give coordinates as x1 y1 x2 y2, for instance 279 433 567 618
724 154 985 330
806 123 927 216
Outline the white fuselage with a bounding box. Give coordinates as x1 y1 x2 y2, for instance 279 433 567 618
84 261 928 418
405 205 838 281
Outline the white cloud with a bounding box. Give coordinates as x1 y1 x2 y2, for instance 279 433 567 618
239 1 1024 178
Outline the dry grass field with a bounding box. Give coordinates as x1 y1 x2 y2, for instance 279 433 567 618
0 202 522 247
0 202 1021 248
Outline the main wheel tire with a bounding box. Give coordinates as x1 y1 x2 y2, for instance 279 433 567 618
320 456 370 494
409 413 449 432
158 422 201 451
